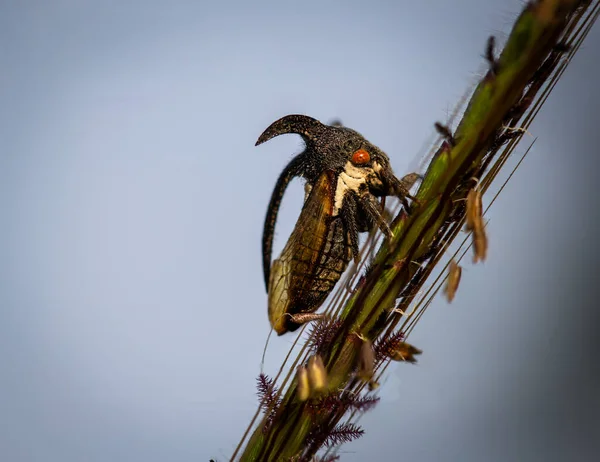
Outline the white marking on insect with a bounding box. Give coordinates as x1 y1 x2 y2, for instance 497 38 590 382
333 161 377 214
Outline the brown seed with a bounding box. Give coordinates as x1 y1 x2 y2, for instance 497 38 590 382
357 339 376 382
464 182 488 263
296 365 310 402
368 380 380 391
485 35 499 75
307 355 328 393
434 122 456 147
444 259 462 302
465 187 482 232
472 226 488 263
389 342 422 364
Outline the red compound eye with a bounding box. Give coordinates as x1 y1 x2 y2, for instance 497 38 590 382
351 149 370 165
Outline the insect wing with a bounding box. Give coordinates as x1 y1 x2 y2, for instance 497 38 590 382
268 171 351 335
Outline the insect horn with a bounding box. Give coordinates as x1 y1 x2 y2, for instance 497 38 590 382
255 114 326 146
261 154 303 290
257 114 327 290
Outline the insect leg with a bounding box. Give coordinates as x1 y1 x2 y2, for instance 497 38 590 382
382 170 422 210
340 196 361 260
397 172 422 205
357 193 393 241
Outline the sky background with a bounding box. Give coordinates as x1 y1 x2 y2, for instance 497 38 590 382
1 1 599 461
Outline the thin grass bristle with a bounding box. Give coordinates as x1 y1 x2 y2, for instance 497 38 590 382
256 373 281 432
309 318 343 353
322 423 365 447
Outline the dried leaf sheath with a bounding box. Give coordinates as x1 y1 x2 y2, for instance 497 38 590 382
268 171 353 335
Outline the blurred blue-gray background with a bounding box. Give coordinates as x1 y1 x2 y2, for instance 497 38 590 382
1 1 599 461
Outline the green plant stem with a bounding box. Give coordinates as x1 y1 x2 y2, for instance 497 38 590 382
235 1 595 460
